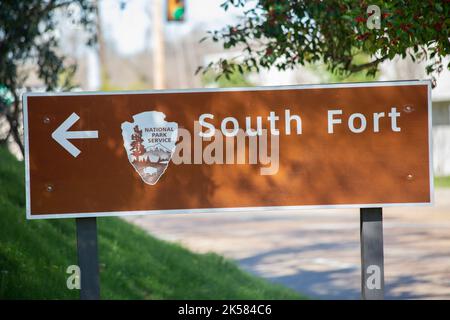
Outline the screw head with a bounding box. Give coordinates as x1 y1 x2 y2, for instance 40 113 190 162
43 116 50 124
45 184 54 192
403 105 414 113
406 174 414 180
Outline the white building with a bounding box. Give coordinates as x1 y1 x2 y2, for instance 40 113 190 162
430 66 450 176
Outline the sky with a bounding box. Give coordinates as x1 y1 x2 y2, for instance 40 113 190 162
100 0 245 56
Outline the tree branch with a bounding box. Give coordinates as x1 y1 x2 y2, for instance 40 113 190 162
348 56 388 73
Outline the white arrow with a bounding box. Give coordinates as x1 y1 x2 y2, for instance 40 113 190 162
51 112 99 158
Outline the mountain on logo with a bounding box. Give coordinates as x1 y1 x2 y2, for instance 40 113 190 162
142 143 172 164
149 142 171 155
121 111 178 185
149 143 170 152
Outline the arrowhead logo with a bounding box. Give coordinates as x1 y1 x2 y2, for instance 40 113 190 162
121 111 178 185
52 112 99 157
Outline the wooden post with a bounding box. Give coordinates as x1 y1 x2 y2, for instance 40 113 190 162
360 207 384 300
76 217 100 300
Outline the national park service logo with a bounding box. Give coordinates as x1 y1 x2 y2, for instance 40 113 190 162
121 111 178 185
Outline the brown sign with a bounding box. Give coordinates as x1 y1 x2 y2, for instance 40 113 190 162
23 81 433 219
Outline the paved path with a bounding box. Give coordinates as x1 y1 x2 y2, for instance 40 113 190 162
125 189 450 299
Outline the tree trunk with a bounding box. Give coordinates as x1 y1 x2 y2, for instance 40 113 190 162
7 114 24 157
6 93 24 158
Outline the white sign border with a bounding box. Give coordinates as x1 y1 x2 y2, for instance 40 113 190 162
23 80 434 220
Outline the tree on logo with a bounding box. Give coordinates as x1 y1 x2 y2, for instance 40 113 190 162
130 125 146 162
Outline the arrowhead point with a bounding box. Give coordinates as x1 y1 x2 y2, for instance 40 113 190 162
52 113 82 158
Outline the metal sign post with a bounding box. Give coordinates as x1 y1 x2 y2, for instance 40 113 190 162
360 207 384 300
76 217 100 300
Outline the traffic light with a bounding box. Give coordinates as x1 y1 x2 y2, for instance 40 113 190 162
167 0 185 22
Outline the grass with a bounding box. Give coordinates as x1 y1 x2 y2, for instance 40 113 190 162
435 176 450 188
0 147 303 300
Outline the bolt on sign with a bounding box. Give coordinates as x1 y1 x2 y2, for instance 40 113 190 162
23 81 433 219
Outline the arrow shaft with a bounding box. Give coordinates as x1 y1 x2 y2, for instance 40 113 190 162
65 131 99 139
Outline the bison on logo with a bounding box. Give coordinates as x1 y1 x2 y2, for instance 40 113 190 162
121 111 178 185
